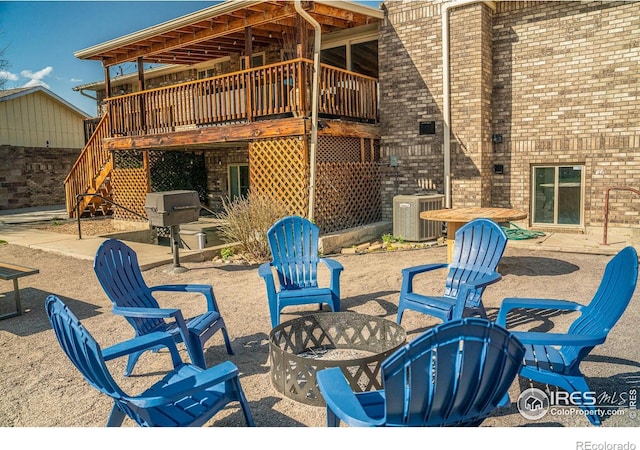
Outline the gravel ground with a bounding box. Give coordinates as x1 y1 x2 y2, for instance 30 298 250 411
1 220 639 440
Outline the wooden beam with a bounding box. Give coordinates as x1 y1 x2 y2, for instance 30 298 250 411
136 57 145 91
103 65 111 97
317 120 380 139
245 26 253 63
137 57 146 133
103 118 308 150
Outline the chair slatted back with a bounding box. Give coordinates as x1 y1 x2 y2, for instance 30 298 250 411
46 295 125 400
267 216 320 291
94 239 164 335
382 318 524 426
445 219 508 307
562 246 638 364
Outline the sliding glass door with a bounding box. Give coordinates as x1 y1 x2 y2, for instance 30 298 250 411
229 164 249 201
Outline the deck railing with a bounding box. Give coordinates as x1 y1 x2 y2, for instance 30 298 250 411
105 58 378 136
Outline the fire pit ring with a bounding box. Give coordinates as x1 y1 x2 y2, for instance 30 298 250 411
269 312 407 406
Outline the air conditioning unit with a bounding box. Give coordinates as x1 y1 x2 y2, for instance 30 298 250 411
393 194 445 241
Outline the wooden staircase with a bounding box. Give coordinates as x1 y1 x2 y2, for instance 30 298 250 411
64 112 114 218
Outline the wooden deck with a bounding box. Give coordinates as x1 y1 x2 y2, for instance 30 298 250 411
64 58 379 220
105 58 378 138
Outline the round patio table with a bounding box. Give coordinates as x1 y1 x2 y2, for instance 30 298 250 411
420 207 528 262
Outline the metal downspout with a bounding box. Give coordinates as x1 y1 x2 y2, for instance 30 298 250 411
294 0 321 222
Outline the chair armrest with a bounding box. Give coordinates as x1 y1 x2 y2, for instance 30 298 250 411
112 306 182 319
401 263 448 278
258 262 277 296
258 262 274 279
112 306 191 356
150 284 211 295
320 258 343 299
316 367 382 427
496 298 584 327
134 361 241 408
462 272 502 290
102 331 182 367
320 258 344 273
400 263 449 296
510 331 606 348
149 284 220 312
453 272 502 318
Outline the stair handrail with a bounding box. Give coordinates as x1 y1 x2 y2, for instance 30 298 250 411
75 193 148 240
602 186 640 245
64 111 112 217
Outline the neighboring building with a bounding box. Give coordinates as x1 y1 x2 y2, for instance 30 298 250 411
379 0 640 233
0 86 89 209
69 0 640 236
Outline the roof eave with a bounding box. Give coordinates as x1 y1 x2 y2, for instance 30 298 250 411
74 0 384 63
0 86 90 118
316 0 384 20
74 0 264 61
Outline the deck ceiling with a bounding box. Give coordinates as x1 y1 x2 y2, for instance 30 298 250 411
75 0 382 67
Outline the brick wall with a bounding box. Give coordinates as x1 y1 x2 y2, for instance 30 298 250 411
379 1 446 220
0 145 80 210
204 145 249 211
449 3 494 207
491 0 640 228
380 0 640 229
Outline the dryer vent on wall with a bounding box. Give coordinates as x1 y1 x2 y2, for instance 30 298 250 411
392 194 444 241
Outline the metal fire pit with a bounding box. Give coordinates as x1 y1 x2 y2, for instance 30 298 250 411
269 312 407 407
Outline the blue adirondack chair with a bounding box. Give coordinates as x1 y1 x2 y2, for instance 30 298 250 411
94 238 233 375
259 216 343 328
45 295 254 427
496 245 639 426
316 317 525 427
397 218 508 324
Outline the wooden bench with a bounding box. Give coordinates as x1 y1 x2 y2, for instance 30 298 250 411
0 262 39 320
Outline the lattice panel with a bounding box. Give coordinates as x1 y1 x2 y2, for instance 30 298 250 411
148 150 207 204
317 136 361 162
249 138 308 217
111 151 147 221
315 161 382 233
111 167 148 221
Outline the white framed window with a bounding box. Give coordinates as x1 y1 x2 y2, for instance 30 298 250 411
532 165 584 226
228 164 249 200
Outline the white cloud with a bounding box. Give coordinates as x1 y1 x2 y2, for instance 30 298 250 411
0 70 19 81
70 78 82 83
22 78 50 89
20 66 53 89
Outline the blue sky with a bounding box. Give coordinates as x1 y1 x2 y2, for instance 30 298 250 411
0 1 381 117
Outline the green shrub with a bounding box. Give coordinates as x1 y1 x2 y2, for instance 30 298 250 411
216 192 288 262
220 247 234 260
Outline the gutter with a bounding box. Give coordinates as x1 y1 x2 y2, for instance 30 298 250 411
74 87 97 102
294 0 321 223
